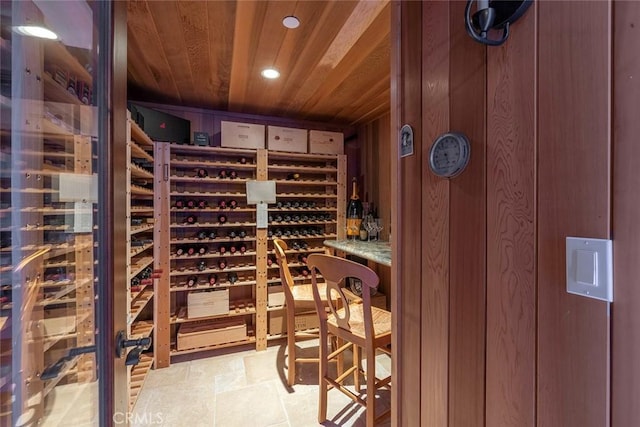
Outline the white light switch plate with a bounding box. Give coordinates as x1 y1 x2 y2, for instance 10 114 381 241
566 237 613 302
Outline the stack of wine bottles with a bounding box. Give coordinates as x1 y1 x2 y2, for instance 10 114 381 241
267 227 325 238
269 213 332 223
175 244 210 257
274 200 317 209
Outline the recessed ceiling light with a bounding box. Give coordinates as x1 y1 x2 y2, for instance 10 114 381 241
13 25 58 40
261 68 280 79
282 16 300 29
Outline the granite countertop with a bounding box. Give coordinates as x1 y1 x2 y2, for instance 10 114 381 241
323 239 392 267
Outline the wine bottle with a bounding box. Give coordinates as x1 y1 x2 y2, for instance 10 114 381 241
186 275 198 287
131 277 141 288
219 245 227 254
239 157 247 165
238 230 247 238
300 241 309 249
301 201 309 209
238 243 247 253
197 199 208 209
218 214 227 224
208 230 217 240
197 245 207 255
228 199 238 209
274 229 283 238
300 267 310 277
292 201 300 208
176 246 186 256
208 274 218 285
218 259 227 269
228 272 238 284
197 230 207 240
276 201 283 209
186 246 197 256
229 170 238 179
267 256 274 267
218 170 228 179
196 168 208 178
308 201 316 208
359 219 368 241
268 214 274 223
228 230 237 239
267 229 274 238
218 199 227 209
229 245 237 254
286 173 300 181
283 201 292 209
175 199 185 209
274 214 283 222
197 260 207 271
291 241 301 250
186 199 197 209
297 253 308 264
185 214 197 224
346 178 363 239
284 229 292 237
292 215 301 222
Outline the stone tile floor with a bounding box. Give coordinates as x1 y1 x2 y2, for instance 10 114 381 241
131 338 392 427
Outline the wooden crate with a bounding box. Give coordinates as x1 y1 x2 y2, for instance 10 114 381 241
309 130 344 154
221 121 265 149
187 289 229 319
267 285 285 307
177 318 247 351
267 126 307 153
268 309 319 335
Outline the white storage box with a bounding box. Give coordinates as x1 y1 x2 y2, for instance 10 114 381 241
187 289 229 319
221 121 265 149
267 126 308 153
268 285 286 307
177 318 247 350
309 130 344 155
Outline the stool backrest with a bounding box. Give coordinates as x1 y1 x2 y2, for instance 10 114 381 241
273 238 295 307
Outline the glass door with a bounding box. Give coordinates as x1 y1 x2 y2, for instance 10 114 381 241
1 1 126 425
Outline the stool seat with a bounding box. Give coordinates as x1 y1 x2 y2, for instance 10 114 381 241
328 304 392 342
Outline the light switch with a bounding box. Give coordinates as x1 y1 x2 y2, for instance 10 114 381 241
566 237 613 302
575 249 597 286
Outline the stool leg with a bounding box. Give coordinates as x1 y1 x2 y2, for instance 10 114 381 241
353 344 361 391
365 344 376 427
286 307 296 386
318 329 329 423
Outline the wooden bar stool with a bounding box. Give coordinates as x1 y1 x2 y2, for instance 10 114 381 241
273 238 337 386
307 253 392 427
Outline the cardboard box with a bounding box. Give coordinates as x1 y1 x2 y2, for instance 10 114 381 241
267 126 308 153
268 309 319 335
221 121 265 149
187 289 229 319
309 130 344 155
177 318 247 350
268 285 286 307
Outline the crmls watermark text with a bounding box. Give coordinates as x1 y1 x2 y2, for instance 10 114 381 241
113 412 164 425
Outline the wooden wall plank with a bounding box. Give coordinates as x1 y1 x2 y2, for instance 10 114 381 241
537 1 611 426
612 2 640 425
419 1 450 426
397 0 423 424
447 1 487 426
485 2 537 426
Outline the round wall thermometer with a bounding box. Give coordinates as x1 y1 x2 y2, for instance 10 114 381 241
428 132 471 178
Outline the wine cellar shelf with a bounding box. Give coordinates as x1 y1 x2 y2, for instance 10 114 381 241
126 111 156 410
154 144 346 366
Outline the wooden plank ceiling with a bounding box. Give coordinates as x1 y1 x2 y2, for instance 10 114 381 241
127 0 390 126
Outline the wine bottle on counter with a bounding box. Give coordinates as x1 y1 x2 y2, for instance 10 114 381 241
218 214 227 224
218 259 227 269
197 199 208 209
185 214 197 224
346 178 363 239
228 272 239 284
228 199 238 209
186 275 198 287
196 168 208 178
208 274 218 285
359 219 368 241
186 199 197 209
218 199 227 209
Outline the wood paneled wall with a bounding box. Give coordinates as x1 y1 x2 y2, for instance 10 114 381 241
389 0 640 426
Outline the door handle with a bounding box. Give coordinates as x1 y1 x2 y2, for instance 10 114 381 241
40 345 96 380
115 330 151 366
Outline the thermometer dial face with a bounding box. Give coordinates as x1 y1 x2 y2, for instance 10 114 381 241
428 132 471 178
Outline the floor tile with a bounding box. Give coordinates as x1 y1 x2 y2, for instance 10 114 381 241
214 381 288 427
